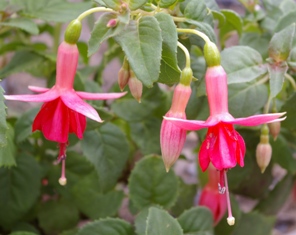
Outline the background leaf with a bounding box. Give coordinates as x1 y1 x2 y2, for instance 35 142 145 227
0 87 7 146
0 18 39 35
0 125 16 167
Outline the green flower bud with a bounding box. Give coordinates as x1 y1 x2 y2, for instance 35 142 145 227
64 19 82 44
180 67 193 86
204 41 221 67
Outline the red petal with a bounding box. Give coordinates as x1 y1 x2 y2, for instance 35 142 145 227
69 110 86 139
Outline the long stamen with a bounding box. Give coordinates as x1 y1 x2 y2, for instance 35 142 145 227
59 159 67 186
224 170 235 226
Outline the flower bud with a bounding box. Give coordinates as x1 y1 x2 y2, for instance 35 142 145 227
268 121 281 140
107 19 118 28
118 58 130 91
160 84 191 171
204 41 221 67
180 67 193 86
256 125 272 173
128 71 142 103
64 19 82 44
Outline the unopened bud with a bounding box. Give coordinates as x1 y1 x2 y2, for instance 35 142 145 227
227 216 235 226
256 135 272 173
107 19 118 28
128 71 142 103
204 41 221 67
268 121 281 140
118 58 130 91
64 19 82 44
180 67 193 86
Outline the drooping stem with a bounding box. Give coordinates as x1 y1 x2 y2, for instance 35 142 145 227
176 28 211 45
264 94 272 114
285 73 296 91
77 7 116 22
177 41 191 68
224 170 235 226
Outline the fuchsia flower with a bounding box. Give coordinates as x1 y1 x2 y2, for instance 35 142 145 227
198 164 227 225
165 64 285 225
5 41 126 185
160 83 191 171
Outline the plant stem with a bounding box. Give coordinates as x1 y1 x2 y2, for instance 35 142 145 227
172 16 186 22
53 23 61 53
177 28 211 44
285 73 296 91
77 7 116 22
177 41 191 68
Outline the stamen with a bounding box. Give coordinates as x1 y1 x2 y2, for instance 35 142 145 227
58 159 67 186
223 170 235 226
58 142 67 161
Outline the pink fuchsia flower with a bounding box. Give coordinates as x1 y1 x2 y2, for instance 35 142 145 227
160 83 191 171
165 64 285 225
198 164 227 225
5 41 126 185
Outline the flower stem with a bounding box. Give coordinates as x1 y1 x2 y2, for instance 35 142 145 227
177 41 191 68
172 16 186 22
177 28 211 44
285 73 296 91
77 7 116 22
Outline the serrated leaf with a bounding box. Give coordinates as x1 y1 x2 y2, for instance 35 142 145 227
81 123 129 192
0 153 41 227
18 0 92 23
221 46 267 84
270 135 296 174
267 62 288 98
115 16 162 87
255 174 294 215
77 218 134 235
88 13 127 56
269 23 295 62
129 155 179 210
275 10 296 32
0 18 39 35
0 87 7 146
130 117 161 155
146 207 183 235
0 125 16 167
177 207 214 235
0 50 45 79
280 92 296 129
231 212 275 235
72 173 124 219
228 82 268 118
129 0 147 10
14 107 39 143
184 0 208 22
155 13 180 85
37 199 79 234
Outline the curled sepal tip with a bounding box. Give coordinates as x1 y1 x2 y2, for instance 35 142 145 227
64 19 82 44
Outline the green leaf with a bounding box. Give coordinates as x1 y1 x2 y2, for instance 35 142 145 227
134 207 150 235
186 20 217 44
231 212 275 235
0 125 16 167
221 46 267 84
14 107 39 143
115 16 162 87
128 0 147 10
129 155 179 210
267 62 288 98
177 207 214 235
270 135 296 174
0 18 39 35
146 207 183 235
280 92 296 129
155 13 180 85
81 123 129 192
37 199 79 234
9 232 38 235
269 23 296 62
72 173 124 219
88 13 127 56
184 0 208 22
77 218 134 235
228 82 268 118
18 0 92 23
130 117 161 155
275 10 296 32
171 180 197 217
0 50 45 79
100 0 120 10
0 87 7 147
255 174 294 215
159 0 177 8
0 153 41 227
219 10 243 46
